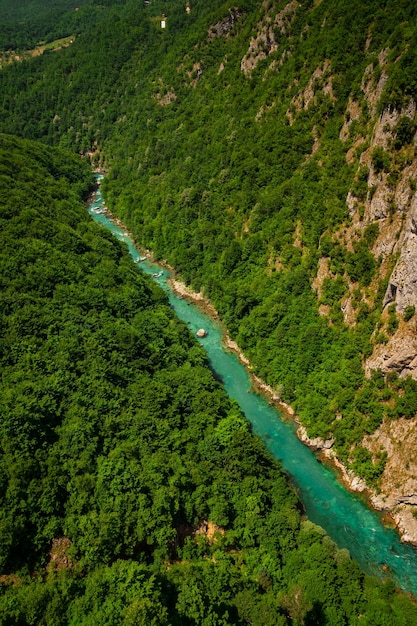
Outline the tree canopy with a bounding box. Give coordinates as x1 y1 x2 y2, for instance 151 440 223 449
2 0 417 621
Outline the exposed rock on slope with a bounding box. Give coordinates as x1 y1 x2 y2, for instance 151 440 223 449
287 59 334 124
364 417 417 544
366 327 417 380
209 8 242 39
299 420 417 544
321 55 417 376
308 44 417 540
383 190 417 314
240 0 299 75
346 98 417 382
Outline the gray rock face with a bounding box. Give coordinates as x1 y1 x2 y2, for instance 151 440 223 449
383 192 417 313
397 495 417 505
365 331 417 379
297 426 334 450
209 8 242 39
383 349 417 375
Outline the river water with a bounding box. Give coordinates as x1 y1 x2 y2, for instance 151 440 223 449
88 178 417 598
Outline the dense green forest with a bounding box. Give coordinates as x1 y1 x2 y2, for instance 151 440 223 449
1 0 413 483
2 0 417 622
0 0 107 51
3 133 417 623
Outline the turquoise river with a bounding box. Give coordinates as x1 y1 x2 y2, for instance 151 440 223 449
89 178 417 598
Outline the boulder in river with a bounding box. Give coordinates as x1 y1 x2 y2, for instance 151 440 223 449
196 328 207 338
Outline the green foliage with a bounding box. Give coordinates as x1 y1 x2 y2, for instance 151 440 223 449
351 447 387 486
67 561 170 625
321 275 346 306
371 146 390 173
0 0 94 50
346 244 376 286
394 378 417 419
387 308 399 334
2 1 417 621
403 305 415 321
0 0 405 472
363 222 380 247
351 165 369 201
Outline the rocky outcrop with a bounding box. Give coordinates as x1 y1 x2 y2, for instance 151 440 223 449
155 90 177 106
346 103 417 223
336 63 417 372
350 96 417 378
383 191 417 313
297 427 369 492
297 426 334 450
339 98 363 142
209 8 242 39
397 494 417 505
299 421 417 544
362 417 417 544
287 59 334 124
361 49 390 117
365 328 417 379
48 537 72 572
241 0 299 76
392 507 417 544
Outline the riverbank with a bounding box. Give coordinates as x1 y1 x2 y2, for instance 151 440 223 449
89 178 417 548
87 186 417 597
298 425 417 546
169 279 297 418
169 277 417 547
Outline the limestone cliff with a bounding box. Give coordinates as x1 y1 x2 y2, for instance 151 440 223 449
310 44 417 540
344 96 417 379
240 0 299 76
312 48 417 378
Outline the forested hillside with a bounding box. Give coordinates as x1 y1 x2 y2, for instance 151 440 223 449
2 0 417 503
3 133 417 623
2 0 417 621
0 0 102 51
